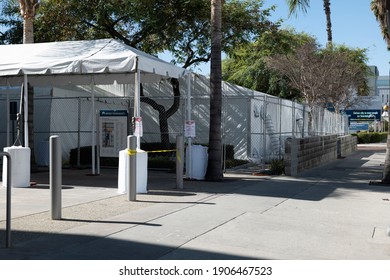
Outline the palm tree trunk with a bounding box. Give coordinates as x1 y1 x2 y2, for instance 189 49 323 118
371 1 390 182
382 0 390 183
382 134 390 183
25 17 37 170
23 16 34 44
383 106 390 183
20 1 38 171
323 0 333 48
206 0 223 181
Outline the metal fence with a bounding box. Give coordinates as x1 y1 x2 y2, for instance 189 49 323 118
0 78 348 167
246 95 348 164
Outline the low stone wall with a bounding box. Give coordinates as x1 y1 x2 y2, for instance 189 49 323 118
284 135 357 176
337 135 358 158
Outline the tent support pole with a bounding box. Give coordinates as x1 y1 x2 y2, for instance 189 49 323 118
6 80 10 147
96 111 100 175
134 60 141 148
186 72 192 179
23 75 29 148
91 82 96 175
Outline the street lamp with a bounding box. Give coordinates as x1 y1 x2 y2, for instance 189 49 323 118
384 104 389 132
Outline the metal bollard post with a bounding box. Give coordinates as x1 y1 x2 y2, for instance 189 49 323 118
128 135 137 201
1 152 12 248
176 135 184 189
50 135 62 220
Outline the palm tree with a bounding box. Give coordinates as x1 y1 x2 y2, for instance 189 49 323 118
287 0 333 47
19 0 39 171
206 0 223 181
371 0 390 183
19 0 39 44
371 0 390 48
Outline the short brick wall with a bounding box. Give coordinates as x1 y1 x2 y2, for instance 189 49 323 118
337 135 358 158
284 135 357 176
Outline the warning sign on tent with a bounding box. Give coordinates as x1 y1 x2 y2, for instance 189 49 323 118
99 110 128 157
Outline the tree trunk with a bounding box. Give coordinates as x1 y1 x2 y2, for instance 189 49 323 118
323 0 333 48
382 111 390 183
382 145 390 183
23 14 38 171
206 0 224 181
23 17 34 44
381 2 390 183
140 78 181 149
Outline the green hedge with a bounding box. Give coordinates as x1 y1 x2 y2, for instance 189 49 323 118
351 132 387 144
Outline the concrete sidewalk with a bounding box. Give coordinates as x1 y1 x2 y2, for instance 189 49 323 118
0 143 390 259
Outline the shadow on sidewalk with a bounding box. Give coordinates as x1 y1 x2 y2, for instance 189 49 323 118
0 229 262 260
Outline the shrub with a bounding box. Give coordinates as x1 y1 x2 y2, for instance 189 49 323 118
224 159 248 169
270 159 285 175
148 156 175 169
352 132 387 144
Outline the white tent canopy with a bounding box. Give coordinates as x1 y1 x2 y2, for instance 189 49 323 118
0 39 193 176
0 39 188 86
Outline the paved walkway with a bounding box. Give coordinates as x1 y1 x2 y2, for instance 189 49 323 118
0 144 390 259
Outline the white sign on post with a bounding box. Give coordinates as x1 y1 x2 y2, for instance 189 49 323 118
133 117 143 137
99 110 128 158
185 120 196 138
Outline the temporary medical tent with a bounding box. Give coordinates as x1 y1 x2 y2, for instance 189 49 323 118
0 38 188 85
0 39 192 175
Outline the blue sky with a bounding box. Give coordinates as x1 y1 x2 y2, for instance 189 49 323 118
265 0 389 75
179 0 389 76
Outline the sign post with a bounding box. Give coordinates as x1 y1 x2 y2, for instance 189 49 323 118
50 135 62 220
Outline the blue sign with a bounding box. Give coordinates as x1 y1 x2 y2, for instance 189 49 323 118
100 110 128 117
344 109 381 121
349 123 369 131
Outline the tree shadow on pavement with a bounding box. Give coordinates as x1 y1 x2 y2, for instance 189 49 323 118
0 229 261 260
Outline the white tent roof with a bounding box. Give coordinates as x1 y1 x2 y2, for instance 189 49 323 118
0 39 188 86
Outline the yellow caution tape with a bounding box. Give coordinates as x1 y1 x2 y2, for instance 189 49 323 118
127 148 182 163
146 149 177 153
127 149 177 156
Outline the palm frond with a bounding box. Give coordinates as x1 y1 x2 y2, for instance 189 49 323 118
286 0 311 16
